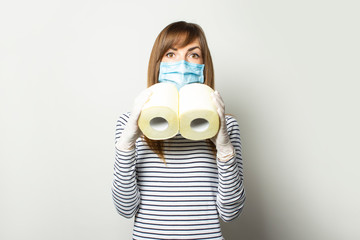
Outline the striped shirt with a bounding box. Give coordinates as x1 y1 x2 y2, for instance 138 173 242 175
112 113 245 239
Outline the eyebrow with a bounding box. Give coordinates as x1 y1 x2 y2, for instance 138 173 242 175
169 46 201 51
188 46 200 51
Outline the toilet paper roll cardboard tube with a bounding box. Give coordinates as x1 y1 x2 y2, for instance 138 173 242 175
179 109 219 140
139 106 179 140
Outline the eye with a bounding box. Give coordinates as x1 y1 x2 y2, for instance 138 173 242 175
189 53 200 59
165 52 175 58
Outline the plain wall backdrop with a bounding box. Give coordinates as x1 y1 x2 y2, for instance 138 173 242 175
1 0 359 239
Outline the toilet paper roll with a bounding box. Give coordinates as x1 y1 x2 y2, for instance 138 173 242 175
179 83 219 140
138 83 179 140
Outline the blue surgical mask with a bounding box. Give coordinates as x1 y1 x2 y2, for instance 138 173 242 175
158 60 205 90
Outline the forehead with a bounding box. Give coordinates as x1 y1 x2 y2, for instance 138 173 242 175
168 31 199 46
172 37 201 49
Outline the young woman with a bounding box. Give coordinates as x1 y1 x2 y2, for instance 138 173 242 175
112 21 245 240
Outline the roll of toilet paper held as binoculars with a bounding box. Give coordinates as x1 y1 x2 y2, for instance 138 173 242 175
138 83 220 140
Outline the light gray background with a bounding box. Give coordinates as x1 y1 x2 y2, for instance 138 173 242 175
1 0 359 239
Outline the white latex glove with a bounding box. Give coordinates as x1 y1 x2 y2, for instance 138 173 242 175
211 90 235 161
116 88 152 151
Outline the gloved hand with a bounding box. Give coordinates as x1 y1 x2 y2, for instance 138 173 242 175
211 90 235 162
116 88 153 151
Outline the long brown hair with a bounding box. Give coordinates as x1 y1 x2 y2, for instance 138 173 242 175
144 21 217 162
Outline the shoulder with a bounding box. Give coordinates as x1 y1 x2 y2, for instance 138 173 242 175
225 114 241 137
116 112 131 126
225 114 240 129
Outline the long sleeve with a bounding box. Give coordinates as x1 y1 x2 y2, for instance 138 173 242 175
112 113 141 218
216 115 246 222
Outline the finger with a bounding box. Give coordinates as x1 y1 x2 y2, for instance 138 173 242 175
212 95 225 125
214 91 225 109
215 91 225 105
213 91 225 109
217 106 226 125
211 94 222 110
132 89 153 118
142 89 153 104
214 95 225 113
135 89 153 108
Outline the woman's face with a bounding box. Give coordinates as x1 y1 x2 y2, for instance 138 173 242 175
161 38 203 64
